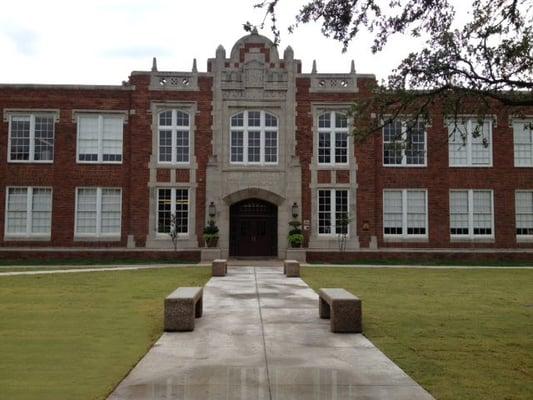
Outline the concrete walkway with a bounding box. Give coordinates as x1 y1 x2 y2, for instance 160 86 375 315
108 266 434 400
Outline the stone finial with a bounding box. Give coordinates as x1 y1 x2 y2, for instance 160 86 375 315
312 60 317 74
216 44 226 59
151 57 158 72
251 26 259 35
283 45 294 62
350 60 356 74
192 58 198 73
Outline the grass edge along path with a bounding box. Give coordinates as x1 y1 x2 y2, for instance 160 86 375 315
302 266 533 400
0 267 210 400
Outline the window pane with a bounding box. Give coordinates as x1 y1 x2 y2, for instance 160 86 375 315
159 130 172 162
383 191 403 234
265 113 277 127
516 191 533 235
176 130 189 163
175 189 189 234
231 113 244 127
335 132 348 163
159 111 172 126
471 122 491 165
383 121 403 165
76 188 97 234
448 122 468 166
31 188 52 234
231 131 244 162
10 116 30 161
318 132 331 164
450 191 469 235
248 131 261 162
318 190 331 234
34 116 54 161
473 190 492 235
335 190 348 234
265 131 277 163
6 188 28 234
78 116 99 161
405 122 425 165
101 189 121 234
335 113 347 128
248 111 260 127
176 111 189 127
102 116 123 162
318 113 331 128
513 122 532 166
406 190 426 235
157 189 172 233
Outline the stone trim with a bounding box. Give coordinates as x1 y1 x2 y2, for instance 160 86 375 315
71 109 130 124
3 108 60 123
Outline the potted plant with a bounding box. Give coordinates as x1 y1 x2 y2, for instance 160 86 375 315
288 220 304 248
203 220 219 248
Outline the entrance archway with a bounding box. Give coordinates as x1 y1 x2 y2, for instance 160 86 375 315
229 198 277 257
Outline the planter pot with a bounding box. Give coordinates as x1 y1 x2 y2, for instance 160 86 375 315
205 237 219 248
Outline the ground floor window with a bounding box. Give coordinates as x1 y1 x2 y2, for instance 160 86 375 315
450 190 493 238
5 187 52 237
157 188 189 235
318 189 349 235
383 189 427 237
75 188 122 237
515 191 533 236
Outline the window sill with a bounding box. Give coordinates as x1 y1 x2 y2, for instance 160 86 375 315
7 160 54 164
155 234 190 240
76 161 123 165
449 165 493 168
383 236 428 243
317 164 350 169
450 236 495 243
156 162 191 168
382 164 427 168
74 236 121 242
3 235 51 242
516 236 533 243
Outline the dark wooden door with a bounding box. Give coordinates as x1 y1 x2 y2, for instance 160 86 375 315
230 199 277 257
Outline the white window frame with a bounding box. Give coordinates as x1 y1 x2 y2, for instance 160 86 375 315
449 189 494 239
74 187 122 238
157 110 191 165
229 110 278 166
156 188 190 237
383 189 428 239
7 113 55 163
4 186 53 238
76 114 124 164
382 120 427 167
317 111 349 166
448 118 493 167
317 189 350 237
512 119 533 167
515 190 533 238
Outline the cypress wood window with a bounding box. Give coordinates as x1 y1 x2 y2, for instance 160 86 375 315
318 111 349 165
8 114 55 162
448 119 492 167
230 111 278 165
383 190 428 237
75 188 122 237
158 110 190 164
157 188 189 235
77 114 124 163
318 189 349 235
450 190 493 237
5 187 52 237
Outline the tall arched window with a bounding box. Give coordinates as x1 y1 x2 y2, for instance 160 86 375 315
317 111 348 165
158 110 190 164
230 111 278 165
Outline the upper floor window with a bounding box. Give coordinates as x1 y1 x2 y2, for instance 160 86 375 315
318 111 348 165
230 111 278 165
383 120 426 166
5 187 52 237
158 110 190 164
8 114 55 162
77 114 123 163
75 187 122 237
157 188 189 235
383 189 427 237
513 119 533 167
318 189 349 235
450 190 493 238
448 118 492 167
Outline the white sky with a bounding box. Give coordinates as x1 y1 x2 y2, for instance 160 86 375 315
0 0 468 85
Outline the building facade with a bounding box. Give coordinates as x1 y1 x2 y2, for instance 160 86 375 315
1 33 533 262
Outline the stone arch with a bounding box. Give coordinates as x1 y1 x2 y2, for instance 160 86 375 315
229 32 280 63
223 187 285 206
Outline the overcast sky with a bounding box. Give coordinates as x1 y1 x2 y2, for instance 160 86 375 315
0 0 466 85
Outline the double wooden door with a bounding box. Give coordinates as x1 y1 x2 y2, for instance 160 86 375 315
229 199 277 257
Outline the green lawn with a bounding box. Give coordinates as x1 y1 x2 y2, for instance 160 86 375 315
0 267 210 400
302 267 533 400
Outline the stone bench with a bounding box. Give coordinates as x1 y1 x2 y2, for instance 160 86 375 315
212 259 227 276
283 259 300 277
318 288 362 333
164 287 203 332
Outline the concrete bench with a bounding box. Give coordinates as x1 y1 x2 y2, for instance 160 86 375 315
283 259 300 277
212 259 227 276
318 288 362 333
164 287 203 332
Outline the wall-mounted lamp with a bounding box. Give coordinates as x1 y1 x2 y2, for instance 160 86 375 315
291 202 299 219
208 202 216 218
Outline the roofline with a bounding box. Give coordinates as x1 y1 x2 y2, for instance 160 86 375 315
0 83 134 91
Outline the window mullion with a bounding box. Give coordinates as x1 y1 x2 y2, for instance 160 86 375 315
171 188 176 221
26 187 33 235
260 111 265 164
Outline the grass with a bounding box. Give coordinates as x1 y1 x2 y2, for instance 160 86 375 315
0 258 198 267
302 267 533 400
0 267 210 400
0 263 205 273
309 258 533 267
